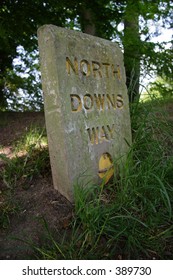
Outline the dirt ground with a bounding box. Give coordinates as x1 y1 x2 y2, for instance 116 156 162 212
0 102 173 259
0 112 73 259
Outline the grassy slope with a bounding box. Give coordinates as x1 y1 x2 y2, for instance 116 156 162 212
0 97 173 259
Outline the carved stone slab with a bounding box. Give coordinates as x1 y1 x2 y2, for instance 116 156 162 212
38 25 131 201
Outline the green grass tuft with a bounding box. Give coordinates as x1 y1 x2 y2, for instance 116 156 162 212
0 126 50 189
31 97 173 259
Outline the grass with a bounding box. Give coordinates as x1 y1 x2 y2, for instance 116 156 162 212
0 126 50 228
28 96 173 260
0 97 173 259
0 126 49 188
0 194 20 229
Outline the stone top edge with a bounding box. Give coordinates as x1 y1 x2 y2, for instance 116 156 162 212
37 24 121 50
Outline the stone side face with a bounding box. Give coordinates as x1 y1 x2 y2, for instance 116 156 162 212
38 25 132 202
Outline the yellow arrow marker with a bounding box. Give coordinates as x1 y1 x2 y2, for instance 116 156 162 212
98 153 114 184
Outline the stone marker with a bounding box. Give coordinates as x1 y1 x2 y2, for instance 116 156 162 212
38 25 131 202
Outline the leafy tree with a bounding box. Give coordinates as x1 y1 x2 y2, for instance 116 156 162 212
123 0 141 102
149 76 173 98
0 0 172 110
0 0 68 110
121 0 172 101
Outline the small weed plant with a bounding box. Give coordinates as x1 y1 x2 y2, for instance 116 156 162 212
33 97 173 259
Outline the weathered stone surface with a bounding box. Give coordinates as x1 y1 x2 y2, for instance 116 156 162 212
38 25 131 202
